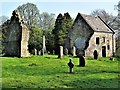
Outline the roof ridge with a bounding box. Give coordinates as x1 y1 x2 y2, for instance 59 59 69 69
97 16 115 34
79 13 113 33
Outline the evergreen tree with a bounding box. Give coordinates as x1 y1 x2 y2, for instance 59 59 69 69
52 13 73 54
52 13 63 54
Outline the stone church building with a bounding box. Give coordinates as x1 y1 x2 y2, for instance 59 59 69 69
65 13 116 57
2 10 30 57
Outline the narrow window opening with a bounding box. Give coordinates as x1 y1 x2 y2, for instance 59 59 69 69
107 45 110 50
103 37 105 43
96 37 99 45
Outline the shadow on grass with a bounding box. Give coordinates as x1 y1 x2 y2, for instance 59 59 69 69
3 65 64 77
76 65 87 67
3 63 119 77
44 56 58 60
64 71 76 74
75 69 120 75
62 78 119 88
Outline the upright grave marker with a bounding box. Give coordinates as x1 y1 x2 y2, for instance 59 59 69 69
73 46 76 56
59 46 63 58
42 36 46 55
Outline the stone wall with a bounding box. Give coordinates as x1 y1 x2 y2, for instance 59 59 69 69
65 14 94 55
21 23 30 57
85 32 115 57
4 10 30 57
65 13 115 57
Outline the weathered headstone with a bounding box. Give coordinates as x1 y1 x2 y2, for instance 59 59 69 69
58 46 63 58
43 36 46 53
73 46 76 56
3 10 30 57
34 49 37 55
38 50 41 55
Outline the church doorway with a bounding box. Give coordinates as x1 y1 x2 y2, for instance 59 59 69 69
102 46 106 57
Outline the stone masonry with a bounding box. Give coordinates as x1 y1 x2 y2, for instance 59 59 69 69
3 10 30 57
65 13 115 57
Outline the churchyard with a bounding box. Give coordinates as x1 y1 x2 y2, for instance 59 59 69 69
1 54 119 88
1 2 120 89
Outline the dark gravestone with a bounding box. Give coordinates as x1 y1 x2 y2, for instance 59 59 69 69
79 55 85 67
93 50 98 60
41 49 44 55
110 56 114 61
68 59 74 73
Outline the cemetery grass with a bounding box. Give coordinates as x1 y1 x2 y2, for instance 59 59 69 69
1 55 120 88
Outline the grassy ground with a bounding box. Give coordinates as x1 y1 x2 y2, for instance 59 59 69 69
1 55 120 88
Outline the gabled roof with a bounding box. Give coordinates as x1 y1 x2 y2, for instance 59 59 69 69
78 13 114 33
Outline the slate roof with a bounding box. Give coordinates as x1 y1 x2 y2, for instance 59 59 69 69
79 13 114 33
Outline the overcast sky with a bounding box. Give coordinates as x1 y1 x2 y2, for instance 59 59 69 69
0 0 119 18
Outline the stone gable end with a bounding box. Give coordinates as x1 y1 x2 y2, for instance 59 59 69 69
4 10 30 57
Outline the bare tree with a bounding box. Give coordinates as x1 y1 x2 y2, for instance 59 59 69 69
0 16 9 25
115 1 120 57
16 3 41 29
40 12 55 31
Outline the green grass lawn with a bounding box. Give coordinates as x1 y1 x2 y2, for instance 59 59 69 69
1 55 120 88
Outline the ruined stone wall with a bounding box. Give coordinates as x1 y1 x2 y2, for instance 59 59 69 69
4 10 30 57
85 32 115 57
21 24 30 57
4 17 21 57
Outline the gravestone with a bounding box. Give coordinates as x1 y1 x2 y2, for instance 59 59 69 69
59 46 63 58
43 36 46 53
38 50 41 55
79 55 85 67
34 49 37 55
3 10 30 57
53 50 55 54
74 37 86 66
110 56 114 61
73 46 76 56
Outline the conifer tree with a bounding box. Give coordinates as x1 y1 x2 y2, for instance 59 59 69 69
52 13 73 54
